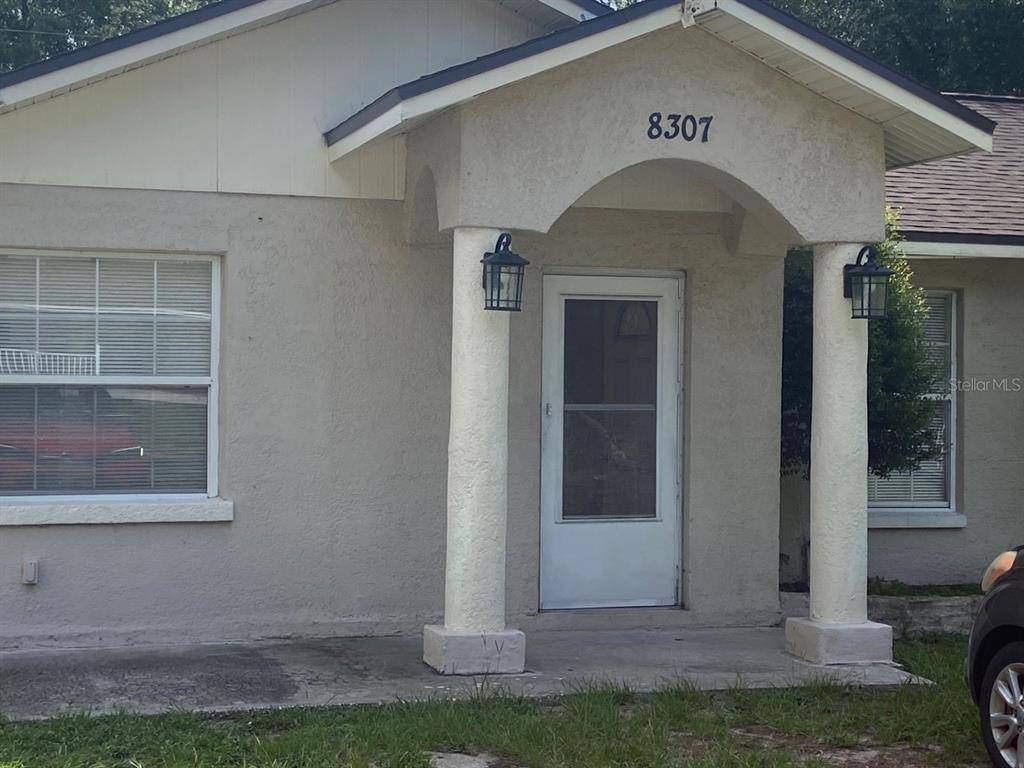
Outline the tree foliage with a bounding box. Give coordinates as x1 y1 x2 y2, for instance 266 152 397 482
608 0 1024 95
1 0 211 73
772 0 1024 96
781 210 943 478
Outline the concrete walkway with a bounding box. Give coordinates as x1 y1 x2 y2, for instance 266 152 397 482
0 627 921 721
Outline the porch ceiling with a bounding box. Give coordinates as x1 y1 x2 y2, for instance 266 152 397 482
324 0 994 168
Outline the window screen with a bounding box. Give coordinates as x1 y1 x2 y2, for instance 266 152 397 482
0 254 214 496
868 291 955 508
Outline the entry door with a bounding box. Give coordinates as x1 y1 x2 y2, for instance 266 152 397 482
540 275 681 609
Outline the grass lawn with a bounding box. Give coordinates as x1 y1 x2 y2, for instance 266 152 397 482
0 635 986 768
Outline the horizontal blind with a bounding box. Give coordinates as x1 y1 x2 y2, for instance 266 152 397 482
922 293 952 394
868 291 953 506
0 255 212 378
0 385 208 495
867 401 950 504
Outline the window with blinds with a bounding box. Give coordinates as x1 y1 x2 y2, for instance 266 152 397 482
0 253 216 497
868 291 955 508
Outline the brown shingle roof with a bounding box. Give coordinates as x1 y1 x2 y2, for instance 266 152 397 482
886 95 1024 244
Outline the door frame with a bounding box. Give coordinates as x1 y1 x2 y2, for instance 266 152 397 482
539 271 684 609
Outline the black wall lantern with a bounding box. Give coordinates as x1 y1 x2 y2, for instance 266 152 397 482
481 233 529 311
843 245 893 320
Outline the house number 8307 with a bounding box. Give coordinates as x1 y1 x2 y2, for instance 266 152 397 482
647 112 713 142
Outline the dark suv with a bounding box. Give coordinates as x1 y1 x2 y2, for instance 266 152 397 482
968 546 1024 768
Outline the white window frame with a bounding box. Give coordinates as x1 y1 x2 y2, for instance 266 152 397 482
0 248 229 525
869 289 962 529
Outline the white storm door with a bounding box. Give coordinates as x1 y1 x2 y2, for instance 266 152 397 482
540 275 681 610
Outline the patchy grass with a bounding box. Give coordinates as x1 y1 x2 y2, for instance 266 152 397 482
867 578 982 597
0 636 985 768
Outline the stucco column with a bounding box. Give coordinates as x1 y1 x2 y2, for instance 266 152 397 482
423 226 526 675
785 243 893 665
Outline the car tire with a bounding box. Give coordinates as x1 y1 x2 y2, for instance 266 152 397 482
981 641 1024 768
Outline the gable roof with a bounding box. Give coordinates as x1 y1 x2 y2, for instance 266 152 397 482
324 0 994 169
887 95 1024 246
0 0 607 110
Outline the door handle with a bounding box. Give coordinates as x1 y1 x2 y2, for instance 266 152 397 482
544 403 553 417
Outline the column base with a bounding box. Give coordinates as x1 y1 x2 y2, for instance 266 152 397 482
423 625 526 675
785 617 893 665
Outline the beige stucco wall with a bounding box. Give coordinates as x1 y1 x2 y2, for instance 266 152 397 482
780 257 1024 587
0 181 785 647
0 182 452 648
869 258 1024 584
421 25 885 243
0 9 897 648
508 208 785 624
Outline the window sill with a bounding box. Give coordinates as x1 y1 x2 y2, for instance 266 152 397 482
0 497 233 526
868 509 966 529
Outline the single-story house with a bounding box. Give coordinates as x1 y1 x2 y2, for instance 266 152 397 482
780 93 1024 589
0 0 996 671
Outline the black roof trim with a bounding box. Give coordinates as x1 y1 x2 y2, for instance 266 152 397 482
0 0 272 89
326 0 995 148
324 0 674 146
726 0 996 135
904 232 1024 247
0 0 608 92
569 0 614 16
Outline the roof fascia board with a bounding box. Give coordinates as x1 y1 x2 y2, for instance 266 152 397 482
0 0 317 109
326 2 680 161
702 0 993 152
903 241 1024 259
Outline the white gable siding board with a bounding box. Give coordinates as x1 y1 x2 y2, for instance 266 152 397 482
0 0 547 199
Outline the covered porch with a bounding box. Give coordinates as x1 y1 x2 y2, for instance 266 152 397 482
320 0 992 675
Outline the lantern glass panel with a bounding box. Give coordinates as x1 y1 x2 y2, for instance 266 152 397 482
484 263 524 311
868 275 889 319
850 273 890 319
851 275 868 318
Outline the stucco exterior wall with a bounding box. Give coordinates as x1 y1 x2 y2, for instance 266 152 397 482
780 258 1024 587
869 258 1024 584
0 182 453 648
441 25 885 243
507 207 785 625
0 182 785 648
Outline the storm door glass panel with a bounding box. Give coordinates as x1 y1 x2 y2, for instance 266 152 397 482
562 299 657 520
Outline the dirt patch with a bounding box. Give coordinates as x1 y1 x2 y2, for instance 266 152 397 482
729 725 945 767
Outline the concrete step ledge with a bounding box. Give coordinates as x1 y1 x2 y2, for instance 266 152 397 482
780 592 983 638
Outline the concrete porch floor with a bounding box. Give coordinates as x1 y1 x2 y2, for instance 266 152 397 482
0 627 921 721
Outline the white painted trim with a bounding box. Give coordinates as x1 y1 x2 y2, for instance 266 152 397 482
0 247 219 262
0 497 234 525
208 255 222 498
544 266 687 279
537 0 599 21
701 0 993 154
327 4 682 161
0 248 221 499
902 241 1024 259
0 375 211 385
539 273 683 609
868 510 966 529
0 0 319 110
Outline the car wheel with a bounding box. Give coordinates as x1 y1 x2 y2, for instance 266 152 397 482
981 642 1024 767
